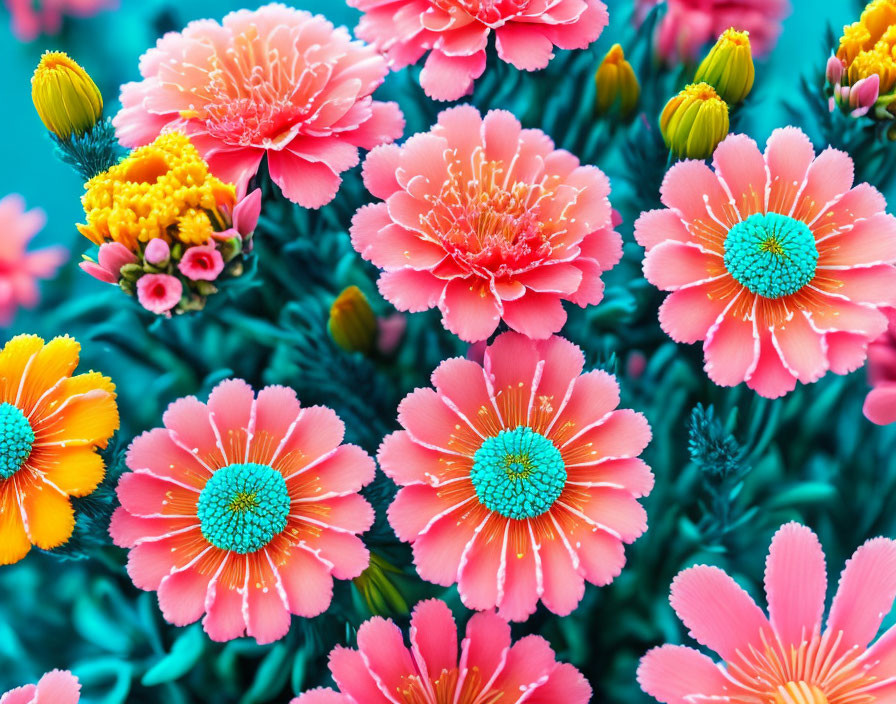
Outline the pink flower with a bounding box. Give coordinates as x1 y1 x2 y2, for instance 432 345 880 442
379 332 653 621
347 0 608 102
136 274 182 315
113 4 404 208
143 239 170 267
637 0 789 61
178 244 224 281
352 106 622 343
0 194 66 326
109 379 376 644
864 308 896 425
1 670 80 704
635 127 896 398
80 242 137 284
638 522 896 704
4 0 115 41
290 599 591 704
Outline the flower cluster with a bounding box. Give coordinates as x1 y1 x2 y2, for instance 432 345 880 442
77 132 260 316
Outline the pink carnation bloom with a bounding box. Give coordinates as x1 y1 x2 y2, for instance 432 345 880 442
291 598 591 704
136 273 182 316
113 4 404 208
1 670 80 704
347 0 609 101
864 308 896 425
0 195 66 326
636 0 789 61
635 128 896 399
352 106 622 343
178 244 225 281
379 332 653 621
110 379 376 644
5 0 115 42
638 522 896 704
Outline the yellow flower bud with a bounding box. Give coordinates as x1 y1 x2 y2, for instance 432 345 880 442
595 44 640 118
328 286 377 354
660 83 729 160
694 28 755 104
31 51 103 140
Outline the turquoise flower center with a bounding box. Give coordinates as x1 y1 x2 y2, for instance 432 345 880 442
197 462 290 554
0 402 35 480
471 426 566 520
723 212 818 299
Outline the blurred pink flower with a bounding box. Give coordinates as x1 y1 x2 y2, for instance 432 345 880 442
637 0 789 62
113 4 404 208
5 0 115 42
80 241 136 284
864 308 896 425
0 194 66 326
135 273 182 315
178 244 224 281
1 670 80 704
352 105 622 342
639 522 896 704
290 599 591 704
348 0 609 101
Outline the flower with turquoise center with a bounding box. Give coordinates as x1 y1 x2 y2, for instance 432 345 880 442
723 212 819 299
197 462 290 554
470 426 566 520
0 402 35 480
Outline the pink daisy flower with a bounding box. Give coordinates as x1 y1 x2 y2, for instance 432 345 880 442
1 670 80 704
290 598 592 704
379 332 653 621
0 194 66 327
113 4 405 208
638 522 896 704
864 308 896 425
636 0 790 61
347 0 609 102
352 105 622 343
635 128 896 399
109 379 376 644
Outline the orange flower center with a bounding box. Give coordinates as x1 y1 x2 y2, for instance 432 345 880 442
398 666 503 704
771 682 830 704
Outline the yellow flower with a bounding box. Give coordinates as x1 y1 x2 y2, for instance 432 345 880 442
328 286 377 354
0 334 118 565
78 132 237 251
838 21 873 65
861 0 896 44
31 51 103 140
594 44 640 118
660 83 730 160
849 46 896 91
694 28 755 104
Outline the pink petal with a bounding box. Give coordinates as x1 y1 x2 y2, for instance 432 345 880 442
570 523 626 585
774 311 828 384
158 566 212 626
819 214 896 267
268 150 345 209
277 406 345 473
413 509 479 586
795 148 854 223
419 49 486 101
460 610 512 684
764 127 815 214
501 292 567 339
356 617 417 693
290 688 351 704
377 269 446 313
637 645 729 704
347 100 405 151
712 134 767 217
491 635 558 697
396 387 472 454
495 24 555 71
328 647 393 704
549 370 620 440
643 242 720 291
377 431 446 486
458 517 506 611
388 484 458 543
246 558 291 644
498 532 541 621
251 385 302 465
439 278 502 343
409 599 458 679
516 263 583 295
162 396 223 469
361 144 402 200
233 188 262 236
309 444 376 495
704 309 758 388
431 356 496 435
660 160 733 232
634 209 692 251
203 584 246 642
746 331 797 398
658 283 726 344
207 378 255 461
526 662 591 704
828 331 870 375
565 409 652 461
280 546 335 617
539 536 585 615
864 383 896 425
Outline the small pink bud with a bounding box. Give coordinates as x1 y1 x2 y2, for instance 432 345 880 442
826 55 844 85
850 74 880 116
144 239 171 266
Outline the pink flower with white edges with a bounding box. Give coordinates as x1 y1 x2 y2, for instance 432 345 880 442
136 274 182 316
379 332 653 621
347 0 609 102
352 105 622 343
0 194 66 326
178 244 225 281
110 379 376 644
290 599 591 704
113 4 404 208
638 522 896 704
864 308 896 425
1 670 80 704
635 127 896 399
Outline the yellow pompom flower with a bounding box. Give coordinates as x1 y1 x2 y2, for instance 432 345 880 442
31 51 103 140
595 44 640 118
328 286 377 354
78 132 237 251
660 83 730 160
835 2 896 96
0 334 119 565
861 0 896 43
695 28 755 104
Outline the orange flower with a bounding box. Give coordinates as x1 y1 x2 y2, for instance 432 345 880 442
0 334 118 565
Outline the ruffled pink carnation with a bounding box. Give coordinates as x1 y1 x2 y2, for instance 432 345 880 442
352 106 622 342
4 0 115 42
864 308 896 425
379 332 653 621
0 194 66 326
109 379 376 644
639 522 896 704
136 274 182 316
348 0 609 101
178 244 224 281
1 670 80 704
290 599 591 704
113 4 404 208
635 128 896 399
636 0 789 61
